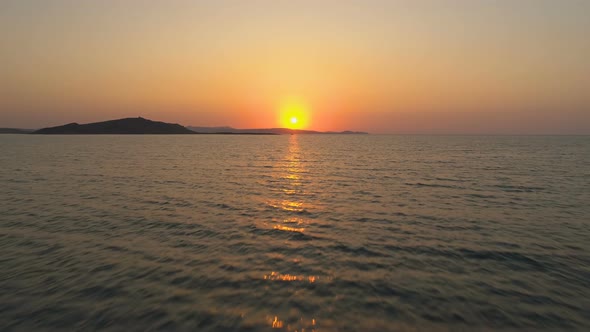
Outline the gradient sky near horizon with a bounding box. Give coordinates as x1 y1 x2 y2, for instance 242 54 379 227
1 0 589 133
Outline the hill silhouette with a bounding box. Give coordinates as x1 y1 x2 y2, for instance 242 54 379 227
34 117 194 135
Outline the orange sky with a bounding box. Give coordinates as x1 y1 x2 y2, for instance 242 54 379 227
1 0 589 133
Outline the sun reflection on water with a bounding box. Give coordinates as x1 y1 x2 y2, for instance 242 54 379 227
268 315 318 331
273 225 305 233
267 200 304 212
263 271 319 283
264 135 312 233
271 216 305 233
272 316 284 328
260 136 326 332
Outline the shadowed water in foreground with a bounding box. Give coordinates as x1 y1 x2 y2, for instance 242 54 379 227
1 135 589 331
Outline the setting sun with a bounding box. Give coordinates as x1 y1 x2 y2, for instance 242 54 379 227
279 99 310 129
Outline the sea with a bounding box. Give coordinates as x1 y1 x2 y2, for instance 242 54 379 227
1 134 589 331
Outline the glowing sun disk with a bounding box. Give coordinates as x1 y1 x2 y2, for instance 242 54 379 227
279 99 310 129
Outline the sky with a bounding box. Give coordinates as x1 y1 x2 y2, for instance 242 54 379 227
1 0 589 134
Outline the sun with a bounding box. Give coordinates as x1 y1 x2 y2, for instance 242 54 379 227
279 98 310 129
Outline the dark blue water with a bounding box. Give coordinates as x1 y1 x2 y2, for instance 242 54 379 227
1 135 589 331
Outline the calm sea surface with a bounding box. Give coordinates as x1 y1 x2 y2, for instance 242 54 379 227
1 135 589 331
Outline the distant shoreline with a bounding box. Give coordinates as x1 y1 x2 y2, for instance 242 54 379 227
14 117 369 135
28 132 280 136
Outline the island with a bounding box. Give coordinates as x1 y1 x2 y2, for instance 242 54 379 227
33 117 195 135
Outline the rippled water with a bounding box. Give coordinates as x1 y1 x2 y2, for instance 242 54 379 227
1 135 589 331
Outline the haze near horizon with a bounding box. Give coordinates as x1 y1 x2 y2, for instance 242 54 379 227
1 0 589 134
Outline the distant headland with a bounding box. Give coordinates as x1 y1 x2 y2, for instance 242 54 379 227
5 117 369 135
33 117 194 135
